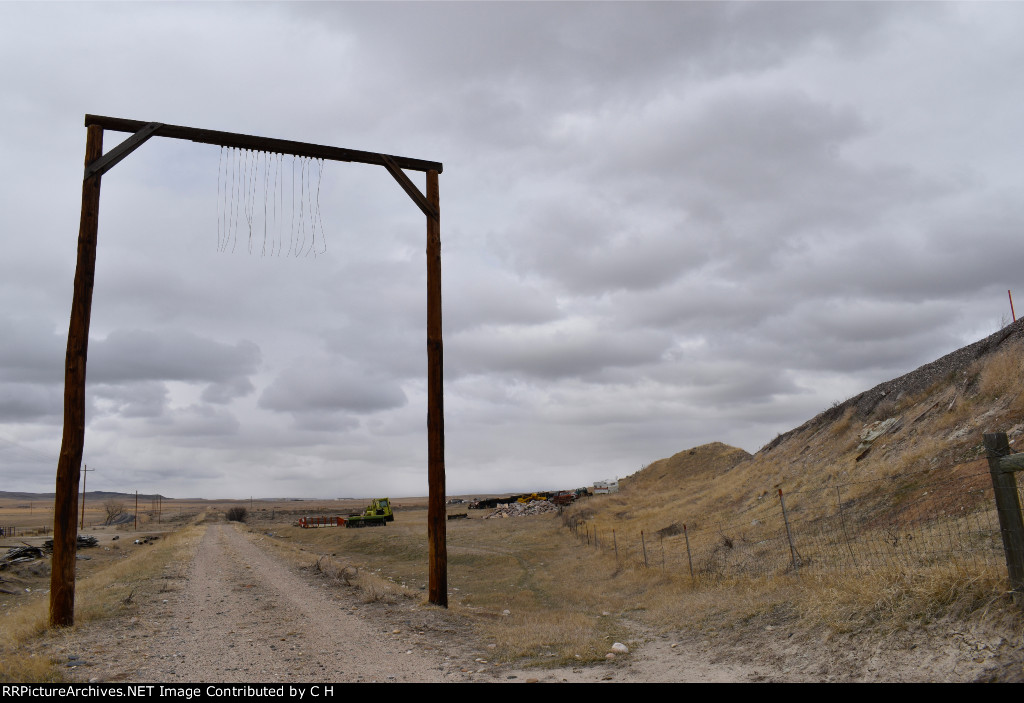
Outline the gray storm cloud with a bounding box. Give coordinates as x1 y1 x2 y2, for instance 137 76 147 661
0 2 1020 497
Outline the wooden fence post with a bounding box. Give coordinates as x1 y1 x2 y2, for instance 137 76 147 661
779 489 800 573
836 485 859 568
684 524 694 583
984 432 1024 598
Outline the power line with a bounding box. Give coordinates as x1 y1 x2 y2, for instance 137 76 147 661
0 433 54 462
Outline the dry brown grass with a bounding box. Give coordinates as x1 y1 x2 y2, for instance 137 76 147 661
976 343 1024 418
800 561 1015 635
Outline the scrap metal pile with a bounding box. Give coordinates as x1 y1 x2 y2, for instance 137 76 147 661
42 535 99 551
484 499 559 519
3 545 43 564
470 488 584 512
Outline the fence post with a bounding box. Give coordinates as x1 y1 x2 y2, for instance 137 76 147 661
984 432 1024 598
836 486 859 568
779 489 800 573
613 529 618 563
641 530 648 568
683 523 694 583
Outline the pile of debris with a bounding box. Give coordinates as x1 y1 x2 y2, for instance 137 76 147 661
41 535 99 551
484 500 558 519
3 545 43 564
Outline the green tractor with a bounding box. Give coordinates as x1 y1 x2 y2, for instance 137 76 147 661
345 498 394 528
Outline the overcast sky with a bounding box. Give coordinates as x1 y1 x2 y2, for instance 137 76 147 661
1 2 1021 499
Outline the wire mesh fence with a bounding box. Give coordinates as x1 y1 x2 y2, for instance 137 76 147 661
563 461 1013 584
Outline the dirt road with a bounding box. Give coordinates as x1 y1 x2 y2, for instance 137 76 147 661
64 525 466 683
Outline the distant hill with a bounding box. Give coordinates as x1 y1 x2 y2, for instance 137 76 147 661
625 442 751 492
0 491 168 503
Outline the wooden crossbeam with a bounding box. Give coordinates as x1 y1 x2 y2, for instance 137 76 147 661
84 115 443 174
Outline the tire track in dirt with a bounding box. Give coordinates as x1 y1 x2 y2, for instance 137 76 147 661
126 524 455 682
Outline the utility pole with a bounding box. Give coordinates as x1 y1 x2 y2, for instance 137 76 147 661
79 465 94 529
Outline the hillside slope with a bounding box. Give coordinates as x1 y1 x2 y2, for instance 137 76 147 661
575 318 1024 545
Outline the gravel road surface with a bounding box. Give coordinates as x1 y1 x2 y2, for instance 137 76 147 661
64 524 465 683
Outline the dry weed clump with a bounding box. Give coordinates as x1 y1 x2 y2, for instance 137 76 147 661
976 343 1024 417
828 406 856 439
313 554 358 585
309 553 413 605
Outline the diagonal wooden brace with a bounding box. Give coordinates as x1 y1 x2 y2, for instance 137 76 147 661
84 122 163 181
381 155 439 222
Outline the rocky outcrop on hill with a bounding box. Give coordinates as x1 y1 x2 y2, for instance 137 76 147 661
761 318 1024 455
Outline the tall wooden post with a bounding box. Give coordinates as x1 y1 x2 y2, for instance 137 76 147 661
50 124 103 627
426 169 447 607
